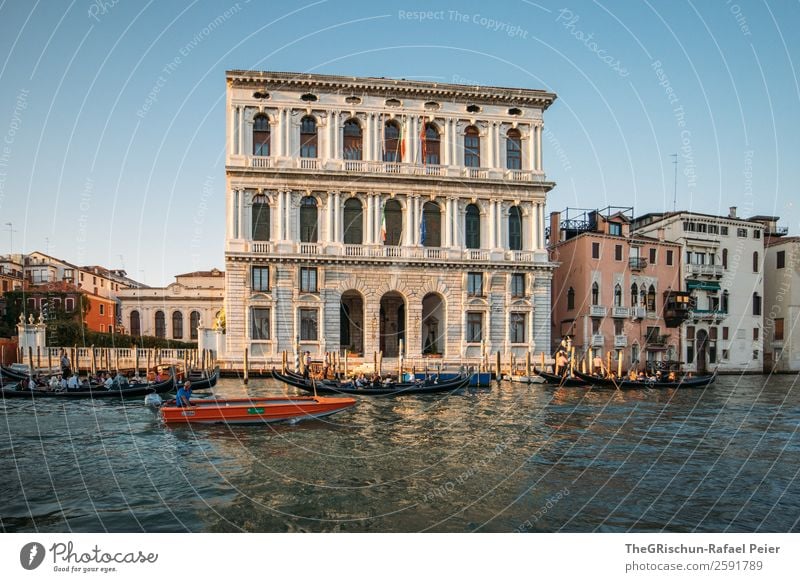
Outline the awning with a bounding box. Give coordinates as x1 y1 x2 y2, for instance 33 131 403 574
686 279 720 291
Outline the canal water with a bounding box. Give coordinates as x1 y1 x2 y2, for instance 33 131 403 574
1 374 798 532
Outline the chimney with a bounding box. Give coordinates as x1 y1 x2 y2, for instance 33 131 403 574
729 206 737 218
550 211 561 244
657 227 665 241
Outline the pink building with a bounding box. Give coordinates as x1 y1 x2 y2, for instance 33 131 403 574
549 207 688 372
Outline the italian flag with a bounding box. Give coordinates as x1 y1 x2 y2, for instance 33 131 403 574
380 204 387 242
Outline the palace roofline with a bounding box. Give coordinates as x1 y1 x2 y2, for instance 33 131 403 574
226 70 557 109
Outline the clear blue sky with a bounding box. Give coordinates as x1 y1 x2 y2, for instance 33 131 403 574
0 0 797 286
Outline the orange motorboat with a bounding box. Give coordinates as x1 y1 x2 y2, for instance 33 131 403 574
160 395 356 425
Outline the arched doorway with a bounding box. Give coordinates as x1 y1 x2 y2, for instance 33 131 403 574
339 291 364 355
421 293 445 356
379 291 405 357
696 329 709 373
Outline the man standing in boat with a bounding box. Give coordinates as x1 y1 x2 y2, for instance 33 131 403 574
60 350 71 378
176 380 194 407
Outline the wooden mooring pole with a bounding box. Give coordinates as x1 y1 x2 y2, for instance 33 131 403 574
243 348 249 384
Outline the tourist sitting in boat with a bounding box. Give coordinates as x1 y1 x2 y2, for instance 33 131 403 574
628 369 638 381
103 373 114 389
668 371 677 382
60 375 69 390
49 375 61 390
67 373 80 391
114 371 129 388
637 371 646 381
355 373 368 388
176 381 194 407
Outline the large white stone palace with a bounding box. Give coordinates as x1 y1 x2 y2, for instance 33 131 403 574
223 70 557 366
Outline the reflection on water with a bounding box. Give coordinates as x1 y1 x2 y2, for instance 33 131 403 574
1 374 799 532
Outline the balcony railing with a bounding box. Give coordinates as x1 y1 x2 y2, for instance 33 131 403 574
298 243 320 255
629 257 648 270
466 249 489 261
250 156 272 168
251 241 271 254
589 305 607 318
611 306 629 318
343 244 365 257
631 307 647 319
239 156 548 182
645 334 670 346
510 250 534 262
688 309 727 321
685 264 723 278
614 335 628 347
592 334 605 346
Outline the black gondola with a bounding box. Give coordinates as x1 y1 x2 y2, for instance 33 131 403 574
532 367 589 387
0 371 176 399
572 369 716 389
176 366 220 391
272 368 472 396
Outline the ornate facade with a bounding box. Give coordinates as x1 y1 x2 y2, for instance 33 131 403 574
224 71 557 365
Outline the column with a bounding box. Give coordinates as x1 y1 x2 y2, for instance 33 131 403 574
538 201 545 249
228 189 235 239
334 191 341 243
374 194 382 243
365 194 374 245
238 107 245 156
531 202 539 250
324 193 332 243
229 106 236 155
443 198 451 248
452 120 459 167
536 124 543 172
364 114 372 162
274 108 282 157
494 122 502 168
404 196 413 246
481 121 494 168
488 200 496 249
528 126 536 172
333 111 341 160
441 119 450 166
497 201 504 249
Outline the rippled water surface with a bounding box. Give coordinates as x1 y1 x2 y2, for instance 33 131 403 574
1 374 799 532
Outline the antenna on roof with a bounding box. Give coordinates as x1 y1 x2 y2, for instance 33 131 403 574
671 153 678 212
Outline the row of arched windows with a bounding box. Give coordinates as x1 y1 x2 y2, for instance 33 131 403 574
252 115 523 169
129 310 201 340
251 195 524 250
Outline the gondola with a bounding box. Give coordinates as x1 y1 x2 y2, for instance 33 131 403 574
532 367 589 387
175 366 220 391
572 369 716 390
272 368 472 396
0 372 176 399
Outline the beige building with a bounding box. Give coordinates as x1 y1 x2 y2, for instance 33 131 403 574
763 233 799 372
118 269 224 342
224 71 557 365
549 207 685 371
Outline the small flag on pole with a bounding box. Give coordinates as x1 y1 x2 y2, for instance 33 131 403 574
380 204 387 242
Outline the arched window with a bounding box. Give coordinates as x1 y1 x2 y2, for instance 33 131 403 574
753 251 759 272
506 128 522 170
421 201 441 247
190 311 201 340
591 282 599 306
631 283 638 307
508 206 522 250
383 199 403 246
614 284 622 307
384 121 401 162
343 197 363 244
253 115 270 156
251 194 270 241
172 311 183 339
343 119 362 160
567 287 575 310
721 290 729 313
752 292 761 316
155 311 165 338
300 116 317 158
424 123 440 165
465 204 481 249
640 286 647 308
647 285 656 312
130 310 141 336
300 196 318 243
464 126 480 167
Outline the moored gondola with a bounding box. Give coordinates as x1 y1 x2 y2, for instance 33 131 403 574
0 370 176 399
572 369 716 389
272 368 472 396
175 366 220 391
532 367 589 387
